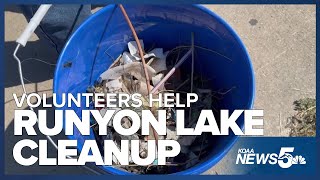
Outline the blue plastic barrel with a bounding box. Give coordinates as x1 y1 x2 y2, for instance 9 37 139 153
53 4 255 174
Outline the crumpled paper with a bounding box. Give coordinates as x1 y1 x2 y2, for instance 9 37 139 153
127 41 168 73
128 40 144 60
99 62 156 81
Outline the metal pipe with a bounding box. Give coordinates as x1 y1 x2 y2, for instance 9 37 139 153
151 48 192 94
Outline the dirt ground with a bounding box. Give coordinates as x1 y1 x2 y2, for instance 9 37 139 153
4 5 316 174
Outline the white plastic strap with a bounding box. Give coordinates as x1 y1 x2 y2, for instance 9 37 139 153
16 4 52 47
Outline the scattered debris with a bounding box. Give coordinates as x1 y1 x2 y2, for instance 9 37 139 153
148 49 168 73
286 98 316 137
166 127 179 141
99 62 156 81
152 73 165 91
104 78 122 92
128 40 145 60
121 52 135 64
89 36 236 174
90 6 234 174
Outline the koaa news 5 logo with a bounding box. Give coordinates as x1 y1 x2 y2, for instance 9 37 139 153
236 147 306 168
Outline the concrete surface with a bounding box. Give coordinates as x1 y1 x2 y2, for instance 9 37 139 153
4 5 316 175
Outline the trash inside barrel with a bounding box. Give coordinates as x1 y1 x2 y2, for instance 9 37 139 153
54 4 254 175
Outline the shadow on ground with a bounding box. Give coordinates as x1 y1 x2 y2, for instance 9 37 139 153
5 41 58 88
5 5 98 174
4 98 100 175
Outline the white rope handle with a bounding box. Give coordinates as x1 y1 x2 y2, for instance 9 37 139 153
13 4 103 174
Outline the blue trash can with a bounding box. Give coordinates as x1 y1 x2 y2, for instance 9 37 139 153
53 4 255 174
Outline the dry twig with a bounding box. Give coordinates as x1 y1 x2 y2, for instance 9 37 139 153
119 4 158 144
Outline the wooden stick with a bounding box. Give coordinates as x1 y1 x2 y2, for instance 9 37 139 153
119 4 158 144
151 49 192 94
118 4 151 94
188 32 195 123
